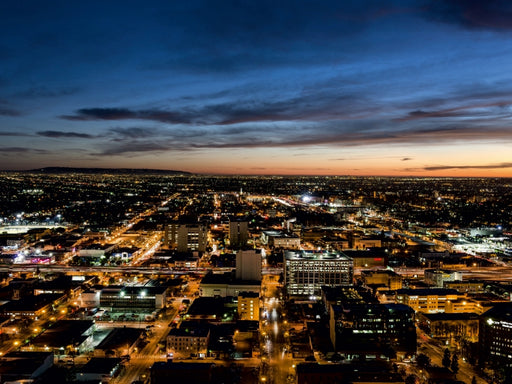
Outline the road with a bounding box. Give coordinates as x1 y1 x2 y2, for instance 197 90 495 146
260 274 294 384
112 307 178 384
417 328 486 384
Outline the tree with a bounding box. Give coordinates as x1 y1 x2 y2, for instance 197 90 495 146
442 348 451 369
416 353 431 369
451 353 459 375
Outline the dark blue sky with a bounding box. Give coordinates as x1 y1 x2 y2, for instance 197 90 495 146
1 0 512 175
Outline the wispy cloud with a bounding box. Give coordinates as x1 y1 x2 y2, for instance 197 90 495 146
0 107 22 117
0 131 31 136
420 162 512 171
0 147 50 154
37 130 97 139
423 1 512 31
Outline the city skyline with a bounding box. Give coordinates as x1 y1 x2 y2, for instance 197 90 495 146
1 1 512 177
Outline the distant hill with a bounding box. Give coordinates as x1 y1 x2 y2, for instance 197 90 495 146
24 167 191 175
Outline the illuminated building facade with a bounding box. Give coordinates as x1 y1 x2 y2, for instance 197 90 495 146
284 251 353 297
177 224 207 252
424 269 463 288
479 303 512 368
396 288 463 313
237 292 259 321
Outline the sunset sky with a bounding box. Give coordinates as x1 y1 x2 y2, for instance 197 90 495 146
1 1 512 176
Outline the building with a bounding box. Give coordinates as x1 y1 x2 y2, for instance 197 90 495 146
261 230 300 249
237 292 259 321
167 326 210 359
28 320 95 356
177 224 208 253
329 303 416 358
361 270 403 291
395 288 464 313
479 303 512 369
76 357 123 383
199 272 260 298
444 280 484 293
284 251 353 298
343 250 388 268
229 218 248 248
235 249 261 281
79 286 168 312
0 351 54 383
94 327 143 357
424 269 463 287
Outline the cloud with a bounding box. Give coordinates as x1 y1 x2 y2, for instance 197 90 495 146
421 162 512 171
61 108 194 124
396 101 512 122
0 147 49 154
0 131 31 136
37 130 96 139
423 0 512 31
0 107 22 116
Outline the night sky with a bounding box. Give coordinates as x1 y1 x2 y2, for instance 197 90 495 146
1 1 512 176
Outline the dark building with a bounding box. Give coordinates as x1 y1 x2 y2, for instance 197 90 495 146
479 303 512 368
330 303 416 359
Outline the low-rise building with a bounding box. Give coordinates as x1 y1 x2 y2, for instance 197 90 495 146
417 312 479 343
361 270 403 291
237 292 259 321
395 288 464 313
167 326 210 359
424 269 463 287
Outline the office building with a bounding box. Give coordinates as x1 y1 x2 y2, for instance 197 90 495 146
236 249 261 281
229 218 248 248
284 251 353 298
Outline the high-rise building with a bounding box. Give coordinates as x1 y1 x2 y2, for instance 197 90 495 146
229 218 248 248
236 249 261 281
284 251 353 298
479 303 512 369
176 224 208 253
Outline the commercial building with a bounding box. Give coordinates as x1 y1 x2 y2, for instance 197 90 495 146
237 292 259 321
329 303 416 358
229 218 248 248
177 224 208 253
167 326 210 359
479 303 512 369
284 251 353 298
199 272 260 298
424 269 463 288
261 230 300 249
361 270 403 291
235 249 261 281
79 286 168 312
395 288 464 313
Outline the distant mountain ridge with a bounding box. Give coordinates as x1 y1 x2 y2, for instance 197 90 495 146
23 167 191 175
